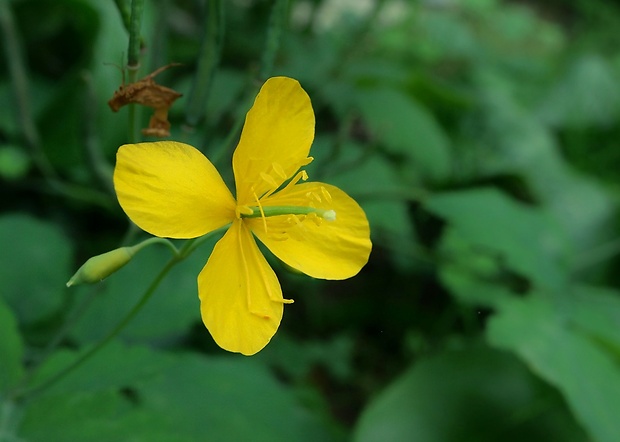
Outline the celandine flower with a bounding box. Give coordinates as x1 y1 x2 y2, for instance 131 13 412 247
113 77 371 355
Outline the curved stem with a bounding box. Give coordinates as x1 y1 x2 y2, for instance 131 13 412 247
131 236 179 256
11 229 221 402
259 0 288 80
185 0 224 129
127 0 145 143
0 2 56 179
14 255 180 402
127 0 144 69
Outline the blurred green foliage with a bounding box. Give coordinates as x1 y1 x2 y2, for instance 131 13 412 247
1 0 620 440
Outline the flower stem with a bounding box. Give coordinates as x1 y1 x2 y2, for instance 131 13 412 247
80 71 114 194
259 0 288 80
10 222 231 403
127 0 144 69
185 0 224 129
0 1 56 180
13 255 181 402
127 0 145 143
131 236 179 256
114 0 132 30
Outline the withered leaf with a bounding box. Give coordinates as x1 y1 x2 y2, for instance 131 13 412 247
108 63 183 138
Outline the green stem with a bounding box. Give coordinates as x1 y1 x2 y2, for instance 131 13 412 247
12 226 225 402
21 237 178 386
259 0 288 80
131 236 179 256
80 71 114 194
14 255 181 402
211 87 256 169
15 284 105 391
127 0 144 69
114 0 132 31
0 2 56 180
45 179 116 211
127 0 145 143
185 0 224 128
0 399 18 441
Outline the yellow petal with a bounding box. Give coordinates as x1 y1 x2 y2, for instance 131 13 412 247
198 220 285 355
114 141 236 239
233 77 315 205
248 183 372 280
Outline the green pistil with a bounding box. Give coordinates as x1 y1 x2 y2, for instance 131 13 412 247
241 205 336 221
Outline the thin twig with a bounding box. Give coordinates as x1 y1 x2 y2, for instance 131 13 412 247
185 0 224 130
0 2 56 180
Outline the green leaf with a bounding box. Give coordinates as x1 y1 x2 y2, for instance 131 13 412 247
323 143 419 268
488 294 620 442
537 55 620 128
353 344 587 442
27 341 174 397
438 228 516 308
140 353 339 442
566 286 620 354
312 138 421 269
19 389 190 442
0 214 72 324
25 343 339 442
425 187 570 289
0 298 24 392
354 87 451 182
0 144 30 180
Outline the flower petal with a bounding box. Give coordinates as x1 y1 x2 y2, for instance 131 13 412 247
114 141 236 238
249 183 372 280
233 77 315 205
198 220 285 355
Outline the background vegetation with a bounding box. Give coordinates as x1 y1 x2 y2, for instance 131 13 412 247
2 0 620 440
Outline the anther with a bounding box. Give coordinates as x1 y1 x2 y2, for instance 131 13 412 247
280 170 309 194
268 232 290 241
307 212 323 227
260 172 278 187
252 190 268 233
320 186 332 203
288 214 304 228
272 162 287 179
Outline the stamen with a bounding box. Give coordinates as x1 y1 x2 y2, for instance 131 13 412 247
288 214 304 228
307 212 323 226
280 170 308 195
307 191 322 203
321 186 332 203
272 162 287 179
260 172 278 188
236 205 254 218
252 190 268 233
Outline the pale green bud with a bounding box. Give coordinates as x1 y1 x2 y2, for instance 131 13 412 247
66 247 135 287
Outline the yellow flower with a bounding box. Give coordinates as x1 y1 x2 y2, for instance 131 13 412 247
113 77 372 355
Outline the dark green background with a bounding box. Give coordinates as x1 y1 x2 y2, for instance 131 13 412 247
1 0 620 440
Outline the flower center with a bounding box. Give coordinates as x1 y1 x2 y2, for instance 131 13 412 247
235 159 336 239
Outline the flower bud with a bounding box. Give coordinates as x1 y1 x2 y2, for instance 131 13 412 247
66 247 135 287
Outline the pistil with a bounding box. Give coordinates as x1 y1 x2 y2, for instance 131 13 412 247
241 205 336 221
